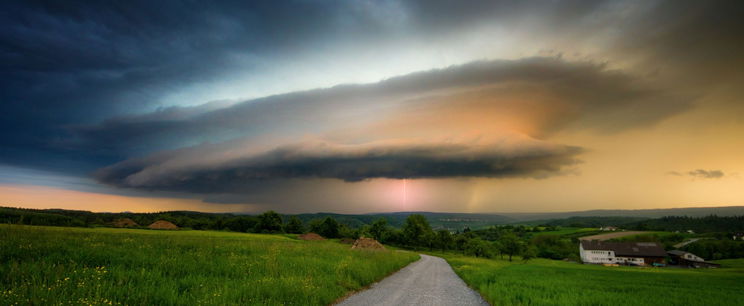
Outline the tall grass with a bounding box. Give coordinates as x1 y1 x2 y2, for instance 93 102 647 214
0 225 418 305
439 253 744 306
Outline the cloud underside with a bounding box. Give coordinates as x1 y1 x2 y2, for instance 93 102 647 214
95 139 582 193
69 57 689 155
82 55 694 195
669 169 725 179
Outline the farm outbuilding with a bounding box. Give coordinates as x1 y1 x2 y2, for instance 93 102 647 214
667 250 720 268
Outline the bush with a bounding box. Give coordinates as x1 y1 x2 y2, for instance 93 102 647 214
256 211 283 233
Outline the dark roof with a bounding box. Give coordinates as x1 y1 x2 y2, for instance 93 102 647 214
581 240 667 257
667 250 688 256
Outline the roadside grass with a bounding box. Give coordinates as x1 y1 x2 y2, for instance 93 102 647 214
0 224 418 305
437 253 744 306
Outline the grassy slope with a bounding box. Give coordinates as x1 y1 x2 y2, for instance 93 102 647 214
439 253 744 306
0 225 418 305
714 258 744 268
532 227 598 236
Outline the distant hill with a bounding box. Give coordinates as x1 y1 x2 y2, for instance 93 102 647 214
624 215 744 233
3 205 743 232
538 216 649 228
294 211 514 231
499 206 744 222
0 206 512 231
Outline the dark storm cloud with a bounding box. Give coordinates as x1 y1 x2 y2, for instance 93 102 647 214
669 169 725 179
94 139 583 193
607 0 744 84
0 0 438 172
68 57 687 156
2 0 743 206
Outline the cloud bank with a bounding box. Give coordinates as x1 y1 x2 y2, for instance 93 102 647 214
81 56 684 195
70 57 687 153
669 169 725 179
94 136 582 193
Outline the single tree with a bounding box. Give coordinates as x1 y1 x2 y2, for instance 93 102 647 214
522 245 538 262
435 229 454 251
402 214 434 248
464 238 494 258
500 233 523 262
284 216 304 234
318 217 340 238
491 240 504 259
256 210 283 233
369 218 390 242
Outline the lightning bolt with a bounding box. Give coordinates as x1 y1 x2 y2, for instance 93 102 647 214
403 179 407 209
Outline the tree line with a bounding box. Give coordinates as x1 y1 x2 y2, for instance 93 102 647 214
5 206 743 261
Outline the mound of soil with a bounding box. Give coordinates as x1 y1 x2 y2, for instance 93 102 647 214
298 233 325 240
148 220 178 230
339 238 355 244
351 237 386 250
112 218 138 228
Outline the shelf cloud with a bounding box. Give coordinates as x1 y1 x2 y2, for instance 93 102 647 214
95 136 583 193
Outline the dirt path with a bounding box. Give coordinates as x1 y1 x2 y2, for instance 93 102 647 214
579 231 648 241
673 238 707 249
336 254 489 306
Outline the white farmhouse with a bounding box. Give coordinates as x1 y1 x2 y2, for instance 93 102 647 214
580 242 616 264
599 226 618 231
580 241 667 266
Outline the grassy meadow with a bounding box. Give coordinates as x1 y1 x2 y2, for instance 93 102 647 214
532 227 599 237
0 224 418 305
439 253 744 306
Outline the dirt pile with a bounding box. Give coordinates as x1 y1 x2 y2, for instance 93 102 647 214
112 218 138 228
148 220 178 230
298 233 325 240
351 237 386 250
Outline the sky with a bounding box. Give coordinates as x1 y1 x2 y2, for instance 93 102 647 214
2 0 744 214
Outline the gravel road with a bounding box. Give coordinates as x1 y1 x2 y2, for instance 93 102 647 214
336 254 489 306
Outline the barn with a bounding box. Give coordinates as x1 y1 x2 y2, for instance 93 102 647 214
580 241 667 266
667 250 720 268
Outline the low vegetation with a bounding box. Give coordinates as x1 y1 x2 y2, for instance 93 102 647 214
0 224 418 305
439 253 744 306
540 216 648 228
4 208 744 305
626 215 744 233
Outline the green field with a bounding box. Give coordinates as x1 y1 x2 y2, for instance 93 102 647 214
0 225 418 305
532 227 598 237
439 253 744 306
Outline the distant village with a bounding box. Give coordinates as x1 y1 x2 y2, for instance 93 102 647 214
579 226 722 268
